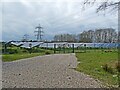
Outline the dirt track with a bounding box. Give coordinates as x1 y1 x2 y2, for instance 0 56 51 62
2 54 103 88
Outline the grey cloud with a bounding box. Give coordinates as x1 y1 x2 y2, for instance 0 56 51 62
2 1 118 41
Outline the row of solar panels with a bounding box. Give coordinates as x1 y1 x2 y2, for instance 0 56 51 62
73 43 118 48
10 42 119 49
11 42 44 49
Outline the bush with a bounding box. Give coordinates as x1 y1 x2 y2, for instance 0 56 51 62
45 51 50 55
22 50 29 53
9 49 18 54
102 64 114 74
107 66 114 74
103 64 108 71
116 62 120 72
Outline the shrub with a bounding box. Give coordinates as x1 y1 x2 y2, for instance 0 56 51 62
107 66 114 74
102 64 114 74
116 61 120 72
45 51 50 55
22 50 29 53
8 49 18 54
102 64 108 71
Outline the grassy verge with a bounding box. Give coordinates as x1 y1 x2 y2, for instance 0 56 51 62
2 48 54 62
2 53 45 62
75 50 118 87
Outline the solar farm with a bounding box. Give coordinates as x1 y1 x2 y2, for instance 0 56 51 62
2 41 119 87
9 41 118 49
2 41 118 56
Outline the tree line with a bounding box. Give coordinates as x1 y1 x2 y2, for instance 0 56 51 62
53 28 118 43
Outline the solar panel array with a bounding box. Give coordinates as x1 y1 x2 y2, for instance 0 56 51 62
11 42 118 49
11 42 44 49
73 43 118 48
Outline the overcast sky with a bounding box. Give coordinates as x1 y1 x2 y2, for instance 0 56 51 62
1 0 118 41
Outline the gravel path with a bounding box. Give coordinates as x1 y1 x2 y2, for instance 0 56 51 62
2 54 103 88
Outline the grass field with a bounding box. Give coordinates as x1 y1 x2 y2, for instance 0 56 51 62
2 53 45 62
75 49 119 87
2 44 119 87
2 46 54 62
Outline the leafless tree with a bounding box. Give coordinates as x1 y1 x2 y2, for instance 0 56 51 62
94 28 117 43
54 28 117 43
79 30 94 43
53 34 77 42
83 0 120 13
77 28 117 43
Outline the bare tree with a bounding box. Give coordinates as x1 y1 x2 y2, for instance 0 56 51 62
79 30 94 43
83 0 120 13
77 28 117 43
53 28 117 43
53 34 77 42
94 28 117 43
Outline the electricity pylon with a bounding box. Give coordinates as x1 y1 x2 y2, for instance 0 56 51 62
22 34 29 41
34 24 44 41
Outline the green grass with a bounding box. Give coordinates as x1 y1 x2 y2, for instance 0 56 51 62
2 53 45 62
2 46 54 62
2 45 119 87
76 50 119 87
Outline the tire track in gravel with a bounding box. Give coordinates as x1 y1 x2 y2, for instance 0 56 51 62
2 54 103 88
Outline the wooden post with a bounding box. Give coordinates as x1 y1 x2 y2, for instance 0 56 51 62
94 43 96 51
54 44 56 53
67 44 69 53
84 44 86 53
63 44 65 53
29 43 32 54
4 43 7 54
72 44 74 53
58 44 61 53
46 43 48 49
59 45 61 53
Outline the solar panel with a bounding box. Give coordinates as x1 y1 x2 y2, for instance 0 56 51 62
11 42 118 48
11 42 24 46
11 42 44 49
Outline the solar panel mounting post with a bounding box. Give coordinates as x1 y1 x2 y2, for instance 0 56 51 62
72 44 74 53
54 44 56 54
